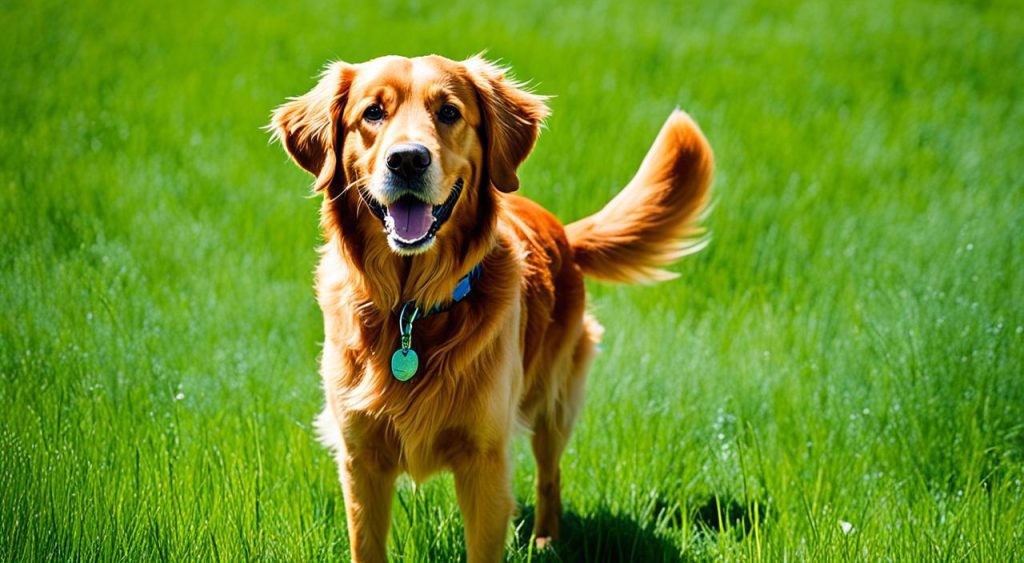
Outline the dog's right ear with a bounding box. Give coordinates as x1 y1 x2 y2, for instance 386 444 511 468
269 62 354 191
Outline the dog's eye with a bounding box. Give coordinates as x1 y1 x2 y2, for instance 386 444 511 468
363 104 385 123
438 104 461 125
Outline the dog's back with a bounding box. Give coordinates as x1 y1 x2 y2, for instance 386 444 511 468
502 110 712 426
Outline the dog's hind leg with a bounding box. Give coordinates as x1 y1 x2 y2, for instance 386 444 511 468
530 414 571 546
531 315 601 546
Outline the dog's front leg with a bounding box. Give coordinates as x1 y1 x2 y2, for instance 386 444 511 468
338 416 400 563
452 445 516 563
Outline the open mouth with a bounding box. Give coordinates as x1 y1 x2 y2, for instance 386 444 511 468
360 179 465 251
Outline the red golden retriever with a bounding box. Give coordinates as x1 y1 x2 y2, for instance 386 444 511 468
270 54 712 562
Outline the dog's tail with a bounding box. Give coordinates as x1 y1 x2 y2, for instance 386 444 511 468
565 110 714 283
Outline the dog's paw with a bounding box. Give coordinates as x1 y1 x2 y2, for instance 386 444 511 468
534 536 555 551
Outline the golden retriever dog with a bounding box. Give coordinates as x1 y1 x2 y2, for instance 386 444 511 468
270 54 712 562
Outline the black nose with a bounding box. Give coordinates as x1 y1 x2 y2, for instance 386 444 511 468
385 143 432 179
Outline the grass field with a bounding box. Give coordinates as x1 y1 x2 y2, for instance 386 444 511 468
2 0 1023 560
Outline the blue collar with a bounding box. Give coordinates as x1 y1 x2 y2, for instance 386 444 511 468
398 261 482 326
428 262 481 315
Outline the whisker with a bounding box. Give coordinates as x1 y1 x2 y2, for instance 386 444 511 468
329 176 371 204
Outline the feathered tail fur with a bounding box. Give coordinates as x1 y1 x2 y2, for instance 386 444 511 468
566 110 714 283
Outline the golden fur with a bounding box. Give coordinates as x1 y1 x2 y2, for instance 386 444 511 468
270 54 713 563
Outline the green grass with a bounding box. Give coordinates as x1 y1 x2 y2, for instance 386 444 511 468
2 0 1023 560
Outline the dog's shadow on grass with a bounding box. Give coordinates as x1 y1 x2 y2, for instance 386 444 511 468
513 505 682 563
513 495 763 562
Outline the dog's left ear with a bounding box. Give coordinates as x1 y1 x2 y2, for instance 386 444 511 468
463 56 550 193
269 61 355 192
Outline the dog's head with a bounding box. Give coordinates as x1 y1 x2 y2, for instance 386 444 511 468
271 55 549 256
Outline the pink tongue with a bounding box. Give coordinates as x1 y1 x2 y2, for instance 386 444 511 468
386 198 434 242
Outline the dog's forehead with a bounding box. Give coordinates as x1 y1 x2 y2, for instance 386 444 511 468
351 56 474 102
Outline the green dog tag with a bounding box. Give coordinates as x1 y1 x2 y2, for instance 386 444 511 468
391 348 419 381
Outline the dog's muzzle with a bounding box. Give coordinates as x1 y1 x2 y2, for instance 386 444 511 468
360 178 465 250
